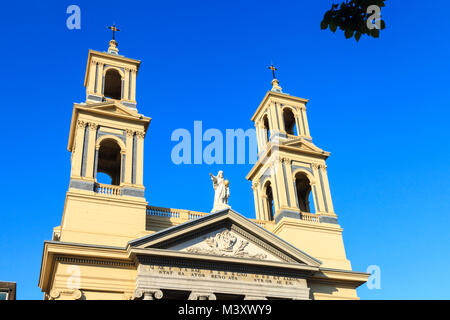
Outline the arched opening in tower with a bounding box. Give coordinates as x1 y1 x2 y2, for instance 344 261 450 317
104 69 122 100
265 182 275 221
97 139 122 185
295 173 314 213
283 108 297 136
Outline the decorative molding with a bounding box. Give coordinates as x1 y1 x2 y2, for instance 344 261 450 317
188 292 216 300
55 256 135 269
136 255 308 278
185 230 267 260
121 187 145 198
244 295 267 300
134 288 163 300
69 179 94 192
49 288 82 300
77 120 86 128
311 163 320 170
230 225 297 264
88 122 98 130
126 129 134 137
135 131 145 139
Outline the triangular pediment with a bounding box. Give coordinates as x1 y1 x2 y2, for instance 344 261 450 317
89 102 139 118
166 227 284 262
282 138 328 154
129 209 321 267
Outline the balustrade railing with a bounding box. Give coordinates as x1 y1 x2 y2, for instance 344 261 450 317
94 183 121 196
146 206 321 225
300 212 320 223
146 206 208 220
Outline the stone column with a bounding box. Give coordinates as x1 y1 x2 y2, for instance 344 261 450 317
93 148 99 179
123 68 130 101
301 107 311 138
269 101 280 134
87 60 97 94
124 129 134 184
135 131 145 186
134 288 163 300
85 122 98 179
295 109 304 136
130 68 137 102
96 62 104 96
71 120 87 178
260 194 269 221
319 164 335 214
188 292 216 300
244 295 267 300
283 158 297 209
277 104 285 133
276 159 289 209
49 288 83 300
311 164 325 213
255 123 265 154
252 182 261 220
120 150 126 184
270 169 281 215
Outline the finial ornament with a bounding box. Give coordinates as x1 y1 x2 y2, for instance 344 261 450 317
267 64 282 93
210 171 230 213
107 24 120 40
107 24 120 54
268 64 278 79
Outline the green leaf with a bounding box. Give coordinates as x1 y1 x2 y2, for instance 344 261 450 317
330 22 337 32
345 29 354 39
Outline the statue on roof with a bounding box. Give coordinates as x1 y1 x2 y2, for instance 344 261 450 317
210 171 230 213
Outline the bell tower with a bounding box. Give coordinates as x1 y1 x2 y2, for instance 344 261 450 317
247 73 352 270
56 35 152 247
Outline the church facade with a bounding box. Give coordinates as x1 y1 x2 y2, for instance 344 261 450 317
38 38 369 300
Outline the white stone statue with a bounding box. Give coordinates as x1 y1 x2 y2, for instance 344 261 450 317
210 171 230 212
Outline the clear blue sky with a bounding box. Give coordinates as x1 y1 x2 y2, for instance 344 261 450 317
0 1 449 300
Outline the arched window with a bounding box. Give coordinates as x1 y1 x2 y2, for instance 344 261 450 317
283 108 297 136
295 172 314 213
97 139 122 185
104 69 122 100
265 182 275 221
263 115 270 143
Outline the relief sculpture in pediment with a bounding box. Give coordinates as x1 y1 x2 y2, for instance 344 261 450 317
186 230 267 260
